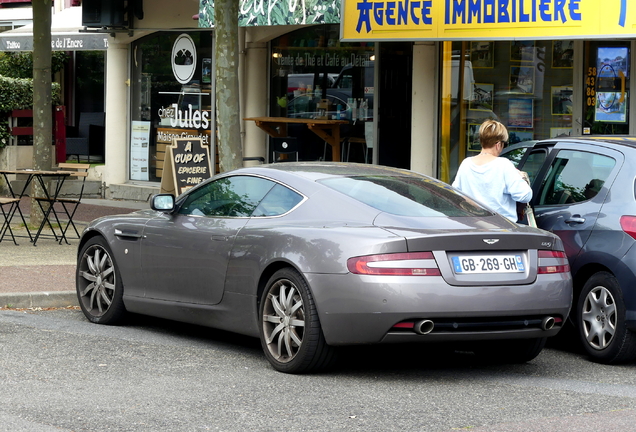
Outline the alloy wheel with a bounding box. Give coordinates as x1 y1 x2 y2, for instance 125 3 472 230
581 286 617 350
262 278 306 363
78 244 117 317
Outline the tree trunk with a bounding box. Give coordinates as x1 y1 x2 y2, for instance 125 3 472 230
31 0 53 228
215 0 243 172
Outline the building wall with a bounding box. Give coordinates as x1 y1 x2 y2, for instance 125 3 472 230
133 0 199 30
411 41 438 177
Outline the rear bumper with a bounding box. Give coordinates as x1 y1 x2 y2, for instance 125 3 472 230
306 272 572 345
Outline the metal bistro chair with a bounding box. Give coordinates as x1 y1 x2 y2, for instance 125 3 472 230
271 137 299 162
34 163 90 244
0 196 22 245
341 136 368 162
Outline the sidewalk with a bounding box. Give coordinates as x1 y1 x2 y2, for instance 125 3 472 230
0 198 148 308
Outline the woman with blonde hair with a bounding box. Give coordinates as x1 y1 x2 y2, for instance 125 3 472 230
452 120 532 222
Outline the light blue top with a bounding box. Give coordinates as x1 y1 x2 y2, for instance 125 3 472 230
452 157 533 222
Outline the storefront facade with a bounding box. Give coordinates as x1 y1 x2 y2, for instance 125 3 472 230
199 1 430 173
99 0 204 198
100 0 634 199
342 0 635 183
104 0 431 197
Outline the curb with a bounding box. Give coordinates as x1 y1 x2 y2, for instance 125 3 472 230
0 291 77 309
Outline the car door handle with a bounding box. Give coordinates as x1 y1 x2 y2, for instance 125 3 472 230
565 216 585 224
212 235 228 241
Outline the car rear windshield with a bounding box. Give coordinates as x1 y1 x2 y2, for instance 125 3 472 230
319 176 494 217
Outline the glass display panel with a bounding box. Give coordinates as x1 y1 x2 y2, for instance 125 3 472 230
439 40 575 183
270 25 374 162
131 32 214 182
583 42 630 134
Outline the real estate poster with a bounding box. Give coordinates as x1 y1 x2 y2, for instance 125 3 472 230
130 121 151 181
508 99 534 128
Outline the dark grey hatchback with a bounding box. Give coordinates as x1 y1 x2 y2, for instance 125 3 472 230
502 137 636 364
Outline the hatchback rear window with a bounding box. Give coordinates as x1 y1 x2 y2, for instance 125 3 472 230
319 176 494 217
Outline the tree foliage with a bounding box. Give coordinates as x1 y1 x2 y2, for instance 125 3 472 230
0 76 61 148
0 51 68 79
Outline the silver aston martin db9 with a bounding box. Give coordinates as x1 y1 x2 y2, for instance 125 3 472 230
76 163 572 373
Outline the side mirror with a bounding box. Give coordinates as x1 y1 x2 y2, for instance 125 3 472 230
151 194 175 212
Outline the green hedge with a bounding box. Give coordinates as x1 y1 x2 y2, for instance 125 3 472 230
0 75 61 149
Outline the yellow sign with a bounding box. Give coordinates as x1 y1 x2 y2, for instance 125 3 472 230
341 0 633 41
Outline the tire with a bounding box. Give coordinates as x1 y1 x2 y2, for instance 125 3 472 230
259 268 336 374
76 236 126 325
474 338 547 364
577 271 636 364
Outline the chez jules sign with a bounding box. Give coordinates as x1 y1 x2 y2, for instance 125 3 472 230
341 0 631 41
0 34 109 51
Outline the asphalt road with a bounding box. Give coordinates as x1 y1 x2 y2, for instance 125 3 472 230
2 309 636 432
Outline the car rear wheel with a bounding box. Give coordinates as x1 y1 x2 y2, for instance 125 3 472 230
76 236 126 325
577 272 636 364
259 268 336 374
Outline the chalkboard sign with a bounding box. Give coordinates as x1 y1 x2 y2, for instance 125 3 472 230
160 137 213 196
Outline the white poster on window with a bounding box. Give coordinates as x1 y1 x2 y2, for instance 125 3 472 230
131 121 151 181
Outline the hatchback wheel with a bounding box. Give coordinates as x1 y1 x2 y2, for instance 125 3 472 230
76 237 126 324
578 272 636 363
259 268 336 373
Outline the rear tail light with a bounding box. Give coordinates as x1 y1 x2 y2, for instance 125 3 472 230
347 252 441 276
537 250 570 274
620 215 636 240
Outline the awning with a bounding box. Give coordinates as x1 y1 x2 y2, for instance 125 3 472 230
0 6 108 51
197 0 341 27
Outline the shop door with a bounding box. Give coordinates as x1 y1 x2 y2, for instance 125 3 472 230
378 43 412 169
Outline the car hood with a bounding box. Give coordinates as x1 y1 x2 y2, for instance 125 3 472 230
84 209 159 231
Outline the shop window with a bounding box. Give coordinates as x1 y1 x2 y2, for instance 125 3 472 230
439 40 575 183
131 32 214 183
270 25 374 163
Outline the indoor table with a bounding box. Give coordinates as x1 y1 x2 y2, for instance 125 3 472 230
244 116 349 162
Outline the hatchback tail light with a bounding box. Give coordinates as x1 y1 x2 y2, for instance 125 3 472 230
620 215 636 240
347 252 441 276
537 250 570 274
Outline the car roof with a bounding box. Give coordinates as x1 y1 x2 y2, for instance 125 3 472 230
504 140 538 151
536 136 636 149
253 162 426 181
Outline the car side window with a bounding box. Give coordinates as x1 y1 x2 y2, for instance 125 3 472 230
537 150 616 205
519 149 548 185
252 183 303 217
502 147 527 167
178 176 275 217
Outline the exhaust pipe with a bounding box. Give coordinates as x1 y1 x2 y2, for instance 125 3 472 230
541 316 555 331
414 319 435 335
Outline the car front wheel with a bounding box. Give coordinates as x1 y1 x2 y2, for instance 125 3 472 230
578 271 636 364
259 268 336 374
76 236 126 325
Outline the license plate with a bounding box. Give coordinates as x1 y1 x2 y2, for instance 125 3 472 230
451 255 525 274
